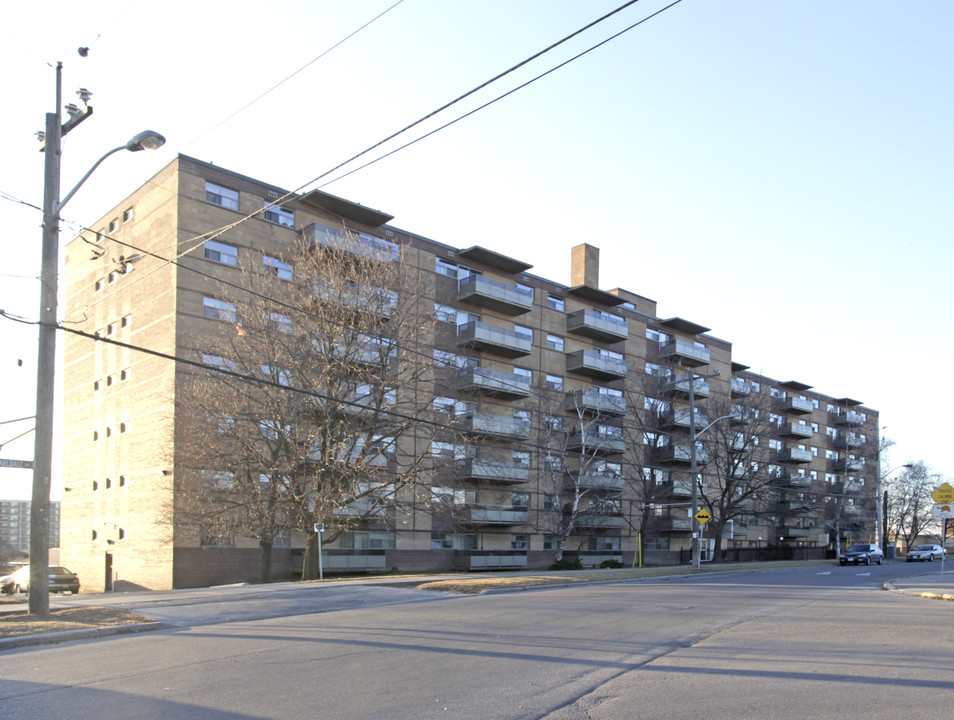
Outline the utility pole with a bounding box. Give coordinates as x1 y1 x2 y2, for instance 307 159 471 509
688 367 720 569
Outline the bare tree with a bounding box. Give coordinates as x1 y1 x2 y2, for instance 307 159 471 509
696 384 778 556
886 461 941 550
178 228 441 581
535 387 626 566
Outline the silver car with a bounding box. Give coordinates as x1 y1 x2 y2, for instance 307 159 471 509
906 544 946 562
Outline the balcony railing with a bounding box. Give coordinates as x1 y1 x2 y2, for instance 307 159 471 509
566 349 627 380
658 339 710 367
664 376 710 398
778 422 813 439
454 457 529 484
658 444 709 465
566 429 625 455
566 470 625 491
656 478 706 497
787 474 813 488
565 388 626 416
566 309 628 343
572 512 624 529
832 458 863 472
457 275 533 316
461 412 531 440
662 409 710 431
778 447 813 464
463 505 529 525
303 222 398 262
831 410 865 426
657 516 692 533
833 434 864 449
457 320 532 358
455 367 531 399
778 397 814 415
731 378 751 397
659 445 709 466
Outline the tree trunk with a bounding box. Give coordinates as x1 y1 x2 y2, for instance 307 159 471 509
259 539 273 584
301 532 321 580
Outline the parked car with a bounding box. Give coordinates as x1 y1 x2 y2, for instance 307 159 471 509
0 565 81 594
839 543 884 566
906 544 947 562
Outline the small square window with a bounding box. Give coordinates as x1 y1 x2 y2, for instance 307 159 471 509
120 422 127 434
93 380 100 391
546 334 564 351
108 218 119 233
123 207 134 223
120 368 129 382
105 478 112 489
263 255 293 280
94 279 103 292
119 475 126 487
107 271 119 284
92 480 98 491
263 203 295 227
107 322 116 335
547 294 565 311
121 314 131 328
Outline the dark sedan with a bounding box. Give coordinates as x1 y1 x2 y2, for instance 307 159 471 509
839 543 884 566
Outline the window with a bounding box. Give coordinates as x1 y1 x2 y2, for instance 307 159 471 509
265 311 292 334
121 314 131 329
107 322 116 336
107 271 119 284
261 365 291 386
543 534 556 549
108 218 119 232
201 530 234 547
105 478 112 489
203 296 237 322
547 294 565 311
434 303 456 323
122 207 134 223
205 181 239 210
545 374 563 391
119 475 126 487
515 283 534 301
94 279 103 292
435 258 459 278
204 240 238 266
545 415 563 431
263 255 293 280
202 354 236 372
511 535 529 551
546 334 564 351
513 450 531 468
119 422 127 434
512 493 530 508
514 324 533 342
93 379 100 391
513 367 532 383
263 202 294 227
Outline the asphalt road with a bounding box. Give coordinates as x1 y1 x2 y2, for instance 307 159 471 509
1 563 951 719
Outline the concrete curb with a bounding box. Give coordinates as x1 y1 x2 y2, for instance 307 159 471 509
883 582 954 601
0 622 169 651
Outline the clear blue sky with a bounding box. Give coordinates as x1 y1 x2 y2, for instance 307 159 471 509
2 0 952 499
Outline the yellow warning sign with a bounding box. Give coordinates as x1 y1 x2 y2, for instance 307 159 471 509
695 509 712 525
931 483 954 504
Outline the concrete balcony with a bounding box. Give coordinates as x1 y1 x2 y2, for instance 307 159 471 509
457 275 533 316
454 458 529 484
843 505 862 516
778 422 813 439
571 512 624 529
455 367 531 399
832 458 863 472
778 397 814 415
658 339 710 367
566 309 628 343
731 378 751 397
787 474 814 488
656 478 706 497
566 470 625 491
664 376 710 398
833 434 865 449
778 447 813 464
657 516 692 533
658 445 709 466
457 320 532 358
461 412 531 440
566 429 625 455
566 350 627 380
565 388 626 416
831 410 865 426
303 222 398 263
662 409 710 432
462 505 529 525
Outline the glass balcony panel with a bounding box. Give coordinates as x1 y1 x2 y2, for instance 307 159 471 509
458 275 533 315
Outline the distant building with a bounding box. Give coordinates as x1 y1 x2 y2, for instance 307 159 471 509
59 155 880 591
0 499 59 557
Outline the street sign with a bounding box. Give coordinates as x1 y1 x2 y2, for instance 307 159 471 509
695 509 712 525
931 483 954 504
0 459 34 469
313 523 325 533
932 504 954 519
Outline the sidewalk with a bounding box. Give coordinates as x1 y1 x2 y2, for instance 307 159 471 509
885 570 954 600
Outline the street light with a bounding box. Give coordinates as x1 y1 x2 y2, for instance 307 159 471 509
29 61 164 615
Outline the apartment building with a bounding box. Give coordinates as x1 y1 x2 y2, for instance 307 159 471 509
0 500 59 558
60 155 880 590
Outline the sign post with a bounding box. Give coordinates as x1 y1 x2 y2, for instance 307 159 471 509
314 523 325 580
930 483 954 576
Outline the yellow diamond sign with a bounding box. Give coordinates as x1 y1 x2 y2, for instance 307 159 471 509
931 482 954 504
695 509 712 525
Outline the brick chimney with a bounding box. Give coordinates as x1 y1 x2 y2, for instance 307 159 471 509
571 243 599 287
